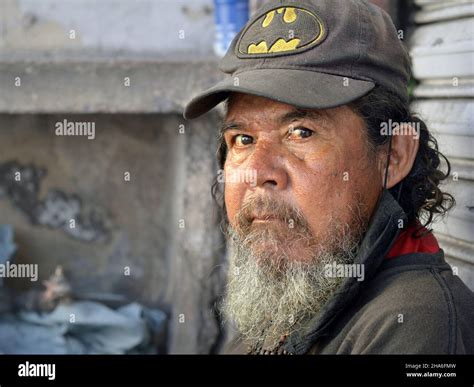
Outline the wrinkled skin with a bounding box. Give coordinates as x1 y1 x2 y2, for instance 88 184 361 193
223 94 380 262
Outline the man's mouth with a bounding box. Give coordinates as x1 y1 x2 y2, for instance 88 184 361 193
251 214 281 223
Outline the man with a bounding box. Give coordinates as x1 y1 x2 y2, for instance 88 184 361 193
184 0 474 354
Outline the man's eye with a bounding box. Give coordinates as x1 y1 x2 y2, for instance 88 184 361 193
288 127 314 139
234 134 254 147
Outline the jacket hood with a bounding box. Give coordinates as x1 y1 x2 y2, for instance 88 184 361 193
283 189 407 354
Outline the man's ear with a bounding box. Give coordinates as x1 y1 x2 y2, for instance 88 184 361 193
380 123 420 189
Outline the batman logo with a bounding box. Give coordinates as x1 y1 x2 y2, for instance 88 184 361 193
236 6 327 58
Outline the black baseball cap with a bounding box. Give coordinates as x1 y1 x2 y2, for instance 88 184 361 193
184 0 411 119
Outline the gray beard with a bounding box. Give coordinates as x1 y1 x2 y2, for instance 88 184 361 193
220 206 367 350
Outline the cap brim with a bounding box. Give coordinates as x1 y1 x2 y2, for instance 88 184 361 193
183 68 375 119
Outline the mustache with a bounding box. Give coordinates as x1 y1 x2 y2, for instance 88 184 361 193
233 194 311 235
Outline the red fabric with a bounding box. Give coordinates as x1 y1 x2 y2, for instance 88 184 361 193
385 223 440 259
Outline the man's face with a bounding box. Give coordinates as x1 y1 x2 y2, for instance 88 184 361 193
221 93 384 348
223 93 383 255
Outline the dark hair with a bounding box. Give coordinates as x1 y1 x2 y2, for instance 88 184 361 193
212 86 455 231
349 85 454 229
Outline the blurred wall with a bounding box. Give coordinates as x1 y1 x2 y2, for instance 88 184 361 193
0 0 226 354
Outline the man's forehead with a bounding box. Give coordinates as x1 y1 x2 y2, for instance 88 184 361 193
224 92 332 125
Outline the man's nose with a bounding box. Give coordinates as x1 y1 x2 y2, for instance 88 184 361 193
246 141 288 190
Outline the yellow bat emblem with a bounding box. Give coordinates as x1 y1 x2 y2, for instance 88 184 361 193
237 6 327 58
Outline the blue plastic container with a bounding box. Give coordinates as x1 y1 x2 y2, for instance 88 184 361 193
214 0 249 57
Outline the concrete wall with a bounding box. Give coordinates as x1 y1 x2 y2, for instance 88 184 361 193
0 0 215 59
0 0 228 355
0 113 226 353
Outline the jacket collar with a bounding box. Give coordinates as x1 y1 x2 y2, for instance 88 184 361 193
283 189 407 354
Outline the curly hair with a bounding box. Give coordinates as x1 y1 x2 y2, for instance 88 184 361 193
349 85 454 230
212 86 455 232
